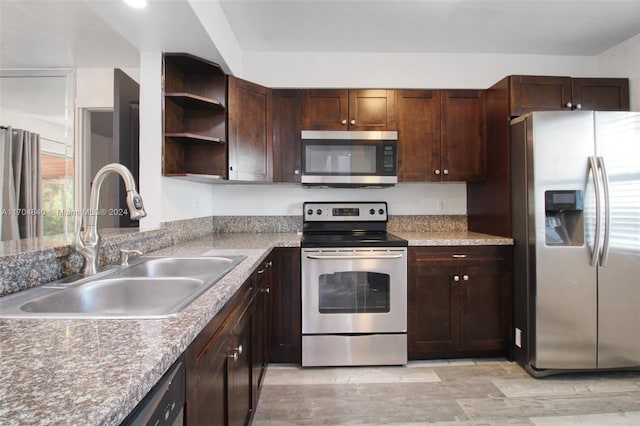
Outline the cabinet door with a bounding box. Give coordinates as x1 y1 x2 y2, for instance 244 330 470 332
509 75 572 115
348 89 396 131
252 259 272 400
302 89 349 130
441 90 486 182
228 76 273 182
571 78 630 111
228 302 254 426
273 90 303 182
408 257 460 358
186 335 228 426
396 90 441 182
269 248 302 363
459 257 510 354
186 280 255 426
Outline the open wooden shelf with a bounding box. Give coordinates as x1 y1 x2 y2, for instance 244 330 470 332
165 93 225 110
164 133 224 144
163 52 228 178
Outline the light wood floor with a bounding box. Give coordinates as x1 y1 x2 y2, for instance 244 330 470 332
253 359 640 425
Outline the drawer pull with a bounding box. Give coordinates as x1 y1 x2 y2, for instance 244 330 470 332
452 254 467 258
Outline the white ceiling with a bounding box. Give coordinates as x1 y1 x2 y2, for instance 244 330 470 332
218 0 640 55
0 0 639 69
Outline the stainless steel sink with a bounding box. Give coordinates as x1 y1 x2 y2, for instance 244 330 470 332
20 277 205 318
121 256 243 278
0 255 246 319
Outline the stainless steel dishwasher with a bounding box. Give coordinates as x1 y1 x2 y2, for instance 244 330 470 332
120 355 185 426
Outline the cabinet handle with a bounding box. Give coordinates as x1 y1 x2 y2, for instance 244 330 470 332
575 103 582 110
564 102 573 109
235 345 243 355
453 275 460 282
443 169 449 175
452 254 467 258
434 169 441 175
229 351 239 362
350 119 356 125
257 261 272 274
262 287 270 294
294 169 300 175
341 119 347 125
462 274 469 281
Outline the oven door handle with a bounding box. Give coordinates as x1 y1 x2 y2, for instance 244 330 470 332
305 254 404 260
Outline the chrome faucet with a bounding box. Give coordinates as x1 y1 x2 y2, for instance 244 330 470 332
75 163 147 275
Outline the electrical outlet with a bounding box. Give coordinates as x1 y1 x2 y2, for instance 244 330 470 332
438 199 447 213
515 327 522 348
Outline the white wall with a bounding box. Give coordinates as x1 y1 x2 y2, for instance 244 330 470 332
75 67 140 109
241 52 597 89
595 33 640 111
199 182 466 216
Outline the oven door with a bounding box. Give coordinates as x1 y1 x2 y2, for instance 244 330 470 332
302 247 407 334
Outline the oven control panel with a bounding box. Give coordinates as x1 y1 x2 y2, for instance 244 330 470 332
303 202 388 221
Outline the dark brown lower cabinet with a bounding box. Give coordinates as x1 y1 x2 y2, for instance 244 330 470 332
408 246 512 360
228 301 253 426
252 258 272 407
269 248 301 364
185 256 273 426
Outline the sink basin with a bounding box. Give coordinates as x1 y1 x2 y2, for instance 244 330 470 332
121 256 244 278
21 277 205 318
0 254 246 319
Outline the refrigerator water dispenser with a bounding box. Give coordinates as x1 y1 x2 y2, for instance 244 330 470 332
545 190 584 246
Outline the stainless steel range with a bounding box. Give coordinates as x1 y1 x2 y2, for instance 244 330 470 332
301 201 408 367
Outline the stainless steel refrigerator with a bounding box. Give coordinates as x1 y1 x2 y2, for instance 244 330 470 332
510 111 640 377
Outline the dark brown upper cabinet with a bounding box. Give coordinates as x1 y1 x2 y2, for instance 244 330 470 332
227 76 273 182
302 89 396 131
508 75 629 116
441 90 486 182
396 89 485 183
571 78 630 111
396 90 441 182
273 90 303 183
467 75 630 238
162 53 227 178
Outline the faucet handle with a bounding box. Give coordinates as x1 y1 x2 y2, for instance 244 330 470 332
120 249 143 267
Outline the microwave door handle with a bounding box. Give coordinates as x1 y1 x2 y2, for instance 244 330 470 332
305 254 404 260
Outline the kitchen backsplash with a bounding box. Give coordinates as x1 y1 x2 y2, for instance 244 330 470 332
209 215 467 233
0 214 466 297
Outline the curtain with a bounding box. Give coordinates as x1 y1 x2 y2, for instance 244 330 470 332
1 126 43 241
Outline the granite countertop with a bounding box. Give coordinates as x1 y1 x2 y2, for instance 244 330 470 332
0 230 511 425
397 231 513 246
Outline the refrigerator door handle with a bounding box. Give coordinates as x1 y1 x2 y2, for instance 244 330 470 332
597 156 611 267
588 156 602 267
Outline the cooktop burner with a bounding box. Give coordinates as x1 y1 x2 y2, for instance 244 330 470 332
301 201 407 248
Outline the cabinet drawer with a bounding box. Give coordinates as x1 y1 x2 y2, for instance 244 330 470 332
409 246 510 265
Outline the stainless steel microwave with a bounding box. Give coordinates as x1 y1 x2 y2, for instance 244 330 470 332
301 130 398 187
